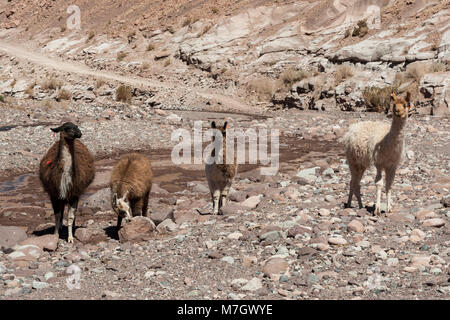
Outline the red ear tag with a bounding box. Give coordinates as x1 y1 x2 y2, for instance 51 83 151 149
47 160 52 166
53 132 56 138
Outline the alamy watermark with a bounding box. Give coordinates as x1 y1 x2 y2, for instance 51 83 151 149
171 121 279 176
67 5 81 30
66 264 82 290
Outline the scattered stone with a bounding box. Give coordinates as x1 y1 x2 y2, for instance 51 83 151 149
240 196 261 209
221 256 235 264
32 280 49 290
263 258 289 279
20 234 58 251
347 219 365 233
328 236 348 246
74 228 92 243
422 218 445 228
241 277 263 291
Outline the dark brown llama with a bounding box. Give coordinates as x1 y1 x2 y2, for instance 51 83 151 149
39 122 95 243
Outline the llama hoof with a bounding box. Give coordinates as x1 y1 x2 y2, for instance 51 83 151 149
67 236 74 244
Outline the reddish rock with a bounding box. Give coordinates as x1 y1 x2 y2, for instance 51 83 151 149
263 258 289 280
219 203 247 215
150 207 174 225
74 228 92 243
422 218 445 228
287 225 312 238
0 226 28 248
173 209 199 224
20 234 58 251
8 245 43 262
414 209 437 220
240 196 261 209
118 216 156 242
347 219 365 233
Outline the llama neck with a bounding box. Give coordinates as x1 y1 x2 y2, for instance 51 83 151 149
58 135 74 199
388 116 407 143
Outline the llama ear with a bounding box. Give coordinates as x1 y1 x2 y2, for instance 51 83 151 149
211 121 216 129
391 91 397 101
123 190 129 199
51 126 63 133
406 91 411 108
223 121 228 130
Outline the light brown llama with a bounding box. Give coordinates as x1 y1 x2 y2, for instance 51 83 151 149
343 92 412 215
205 121 238 215
110 153 153 229
39 122 95 243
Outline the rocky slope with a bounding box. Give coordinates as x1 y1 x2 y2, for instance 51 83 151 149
0 0 449 301
0 0 449 115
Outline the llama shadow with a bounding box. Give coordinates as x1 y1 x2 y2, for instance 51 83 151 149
33 225 79 240
104 226 119 240
342 203 379 215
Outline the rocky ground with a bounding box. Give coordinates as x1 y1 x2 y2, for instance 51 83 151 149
0 108 449 300
0 0 449 301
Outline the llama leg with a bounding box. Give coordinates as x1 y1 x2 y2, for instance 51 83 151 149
142 191 150 217
347 166 364 208
67 197 79 243
219 185 231 212
374 167 383 215
51 198 65 236
212 189 220 215
116 216 123 230
354 167 365 209
132 198 144 217
385 167 396 213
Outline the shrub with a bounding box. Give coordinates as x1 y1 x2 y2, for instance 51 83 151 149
116 85 132 103
25 82 36 98
117 51 128 61
61 26 66 32
430 61 446 72
352 19 368 38
95 79 105 89
42 78 62 90
363 86 395 113
0 95 4 103
146 43 155 51
57 89 72 101
280 67 310 87
406 62 428 82
164 58 171 67
87 31 95 41
200 24 212 36
211 7 219 14
142 62 150 70
344 29 351 38
335 63 354 85
182 18 191 27
247 78 281 101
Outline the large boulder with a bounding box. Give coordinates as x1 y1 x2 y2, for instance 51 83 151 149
118 216 156 242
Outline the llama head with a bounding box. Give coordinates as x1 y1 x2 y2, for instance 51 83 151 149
51 122 82 140
391 91 411 119
112 191 132 222
211 121 228 137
